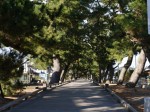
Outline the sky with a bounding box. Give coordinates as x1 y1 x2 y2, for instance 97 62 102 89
0 47 12 54
118 54 150 69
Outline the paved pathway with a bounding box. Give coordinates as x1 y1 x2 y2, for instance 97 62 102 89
7 79 127 112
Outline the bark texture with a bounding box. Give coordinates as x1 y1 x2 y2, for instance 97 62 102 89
60 63 70 82
50 54 61 84
98 63 102 83
105 61 115 84
117 56 133 85
0 84 4 98
126 49 146 88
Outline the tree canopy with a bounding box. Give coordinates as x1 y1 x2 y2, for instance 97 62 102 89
0 0 149 88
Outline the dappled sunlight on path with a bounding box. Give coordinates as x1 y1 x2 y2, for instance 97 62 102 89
7 79 127 112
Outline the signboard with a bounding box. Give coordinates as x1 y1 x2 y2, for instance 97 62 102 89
148 0 150 34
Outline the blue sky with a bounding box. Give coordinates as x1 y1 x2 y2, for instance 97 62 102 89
118 54 150 69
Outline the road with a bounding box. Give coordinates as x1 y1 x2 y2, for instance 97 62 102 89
7 79 127 112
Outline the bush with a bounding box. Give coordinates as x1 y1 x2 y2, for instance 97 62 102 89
13 80 24 93
1 79 24 96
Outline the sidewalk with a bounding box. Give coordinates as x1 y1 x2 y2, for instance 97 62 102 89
7 79 127 112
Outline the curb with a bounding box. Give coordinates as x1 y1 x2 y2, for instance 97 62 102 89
106 88 138 112
0 81 71 112
93 81 138 112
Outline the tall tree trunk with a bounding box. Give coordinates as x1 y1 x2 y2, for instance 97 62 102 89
0 84 4 98
145 47 150 62
71 73 75 80
100 69 105 83
103 66 109 83
109 64 114 83
50 54 61 84
117 56 133 85
60 63 70 82
126 49 146 88
98 63 101 83
105 61 114 84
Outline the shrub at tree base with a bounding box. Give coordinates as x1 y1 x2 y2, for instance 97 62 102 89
125 82 136 88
